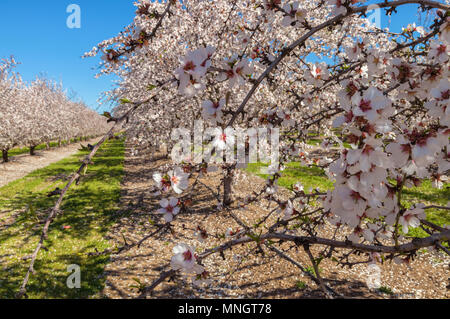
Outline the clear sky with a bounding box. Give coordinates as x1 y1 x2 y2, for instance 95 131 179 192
0 0 137 113
0 1 440 113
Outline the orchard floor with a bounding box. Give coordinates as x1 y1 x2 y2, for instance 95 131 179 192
100 143 449 299
0 138 101 188
0 139 124 298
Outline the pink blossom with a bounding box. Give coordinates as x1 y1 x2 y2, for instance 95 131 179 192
400 204 425 234
171 244 204 274
158 197 180 222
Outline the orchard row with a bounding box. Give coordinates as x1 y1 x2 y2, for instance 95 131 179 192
0 58 110 162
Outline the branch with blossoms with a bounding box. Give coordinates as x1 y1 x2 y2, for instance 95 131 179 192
137 221 448 297
96 0 175 64
227 0 449 127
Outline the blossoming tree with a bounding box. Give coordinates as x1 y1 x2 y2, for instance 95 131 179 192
18 0 450 298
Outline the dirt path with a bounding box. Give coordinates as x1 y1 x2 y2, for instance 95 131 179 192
0 138 101 188
100 143 449 299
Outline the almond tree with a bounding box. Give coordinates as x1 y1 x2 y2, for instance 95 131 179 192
19 0 450 298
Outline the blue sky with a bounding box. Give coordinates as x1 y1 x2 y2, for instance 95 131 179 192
0 0 137 113
0 1 440 113
366 1 439 31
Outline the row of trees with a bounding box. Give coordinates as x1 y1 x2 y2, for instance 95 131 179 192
79 0 449 296
0 57 110 162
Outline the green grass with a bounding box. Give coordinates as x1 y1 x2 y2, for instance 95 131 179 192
0 138 124 298
401 180 450 237
246 162 449 237
295 280 307 290
378 286 394 295
246 162 333 192
7 138 89 158
8 142 59 158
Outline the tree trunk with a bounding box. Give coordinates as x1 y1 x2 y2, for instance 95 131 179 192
2 149 8 163
223 168 234 207
46 142 50 150
30 145 36 156
58 140 61 147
